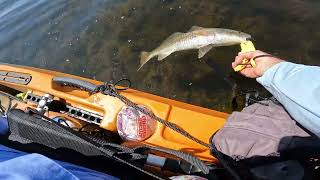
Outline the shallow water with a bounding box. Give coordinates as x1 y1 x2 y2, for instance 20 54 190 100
0 0 320 112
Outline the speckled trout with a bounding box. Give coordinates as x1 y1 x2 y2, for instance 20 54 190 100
138 26 252 70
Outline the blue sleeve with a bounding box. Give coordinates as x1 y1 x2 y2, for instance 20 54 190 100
257 62 320 137
0 153 78 180
0 144 118 180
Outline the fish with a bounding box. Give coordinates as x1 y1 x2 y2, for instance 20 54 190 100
138 26 252 70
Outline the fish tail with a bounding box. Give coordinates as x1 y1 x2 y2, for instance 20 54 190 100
138 51 151 71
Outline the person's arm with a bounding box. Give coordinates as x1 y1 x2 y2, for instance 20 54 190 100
232 50 320 137
257 62 320 136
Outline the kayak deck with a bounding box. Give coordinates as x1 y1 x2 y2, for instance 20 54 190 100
0 63 228 162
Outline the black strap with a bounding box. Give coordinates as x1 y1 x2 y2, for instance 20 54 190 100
112 155 164 180
211 143 241 180
210 132 242 180
134 145 210 174
252 54 274 60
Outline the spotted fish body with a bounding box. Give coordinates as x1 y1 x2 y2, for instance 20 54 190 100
138 26 252 70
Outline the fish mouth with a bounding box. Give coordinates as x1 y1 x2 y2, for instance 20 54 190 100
246 37 255 41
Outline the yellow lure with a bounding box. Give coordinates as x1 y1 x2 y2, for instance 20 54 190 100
233 41 256 72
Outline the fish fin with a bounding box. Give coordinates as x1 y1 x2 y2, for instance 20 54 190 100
198 45 214 58
157 52 172 61
138 51 151 71
188 26 205 32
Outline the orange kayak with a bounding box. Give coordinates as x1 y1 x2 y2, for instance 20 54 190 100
0 63 228 162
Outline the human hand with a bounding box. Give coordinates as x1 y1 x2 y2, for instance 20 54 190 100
232 50 284 78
